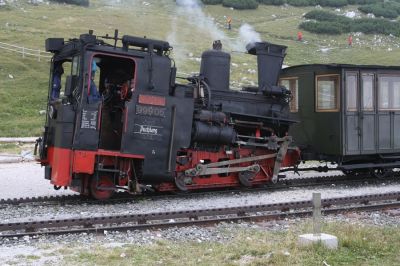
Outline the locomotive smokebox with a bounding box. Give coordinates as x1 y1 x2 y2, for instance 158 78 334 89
246 42 287 95
200 41 231 91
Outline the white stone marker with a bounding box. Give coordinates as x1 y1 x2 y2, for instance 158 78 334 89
298 193 338 249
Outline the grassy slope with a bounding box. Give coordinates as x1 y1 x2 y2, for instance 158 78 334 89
1 1 400 136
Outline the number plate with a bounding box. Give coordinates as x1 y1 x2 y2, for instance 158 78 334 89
136 104 166 118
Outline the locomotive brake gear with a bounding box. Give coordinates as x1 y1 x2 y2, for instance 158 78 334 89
271 137 291 183
239 169 259 187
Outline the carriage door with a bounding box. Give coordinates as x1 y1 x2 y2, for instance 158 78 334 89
345 72 376 154
344 72 360 154
377 74 400 152
359 73 376 154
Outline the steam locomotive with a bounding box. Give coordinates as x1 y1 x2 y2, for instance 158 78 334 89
35 30 300 200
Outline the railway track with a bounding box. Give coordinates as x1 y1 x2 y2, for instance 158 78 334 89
1 173 399 206
0 191 399 239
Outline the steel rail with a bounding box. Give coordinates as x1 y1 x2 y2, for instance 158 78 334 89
0 192 399 238
0 174 399 206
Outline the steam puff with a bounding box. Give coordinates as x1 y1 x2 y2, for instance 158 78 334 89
176 0 200 7
230 23 262 52
239 24 261 44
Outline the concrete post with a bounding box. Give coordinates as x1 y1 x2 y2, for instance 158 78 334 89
312 192 321 236
298 192 338 249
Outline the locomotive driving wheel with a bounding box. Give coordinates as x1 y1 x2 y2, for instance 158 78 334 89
90 174 115 200
175 172 192 192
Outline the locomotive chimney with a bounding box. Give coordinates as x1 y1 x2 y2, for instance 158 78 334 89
246 42 287 95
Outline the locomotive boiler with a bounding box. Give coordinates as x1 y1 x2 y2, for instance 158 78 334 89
35 30 300 199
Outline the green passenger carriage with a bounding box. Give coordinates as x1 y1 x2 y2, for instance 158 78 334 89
280 64 400 177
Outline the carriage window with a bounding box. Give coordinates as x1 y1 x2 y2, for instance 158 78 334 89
316 75 340 112
346 73 357 111
280 78 298 112
379 75 400 110
362 74 374 111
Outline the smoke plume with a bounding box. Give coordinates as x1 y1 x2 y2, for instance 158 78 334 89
175 0 227 41
169 1 262 54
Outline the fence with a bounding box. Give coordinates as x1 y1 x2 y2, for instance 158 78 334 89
0 41 52 61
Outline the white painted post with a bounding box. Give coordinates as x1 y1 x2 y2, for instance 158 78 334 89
312 192 321 236
38 49 41 62
22 47 25 58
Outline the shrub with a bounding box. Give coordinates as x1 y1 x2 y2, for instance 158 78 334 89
358 3 400 19
257 0 284 5
50 0 89 6
304 10 350 22
286 0 317 7
351 18 400 35
222 0 259 9
0 4 12 11
201 0 223 4
348 0 380 4
301 10 400 36
300 21 344 34
318 0 348 7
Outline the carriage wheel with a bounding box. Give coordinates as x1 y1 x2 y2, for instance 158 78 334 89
370 168 391 179
90 174 115 200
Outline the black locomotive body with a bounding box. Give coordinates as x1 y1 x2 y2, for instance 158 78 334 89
36 31 299 199
280 64 400 177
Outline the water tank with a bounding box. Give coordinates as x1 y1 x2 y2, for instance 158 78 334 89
200 48 231 91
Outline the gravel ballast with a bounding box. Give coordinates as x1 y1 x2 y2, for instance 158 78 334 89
0 162 399 224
